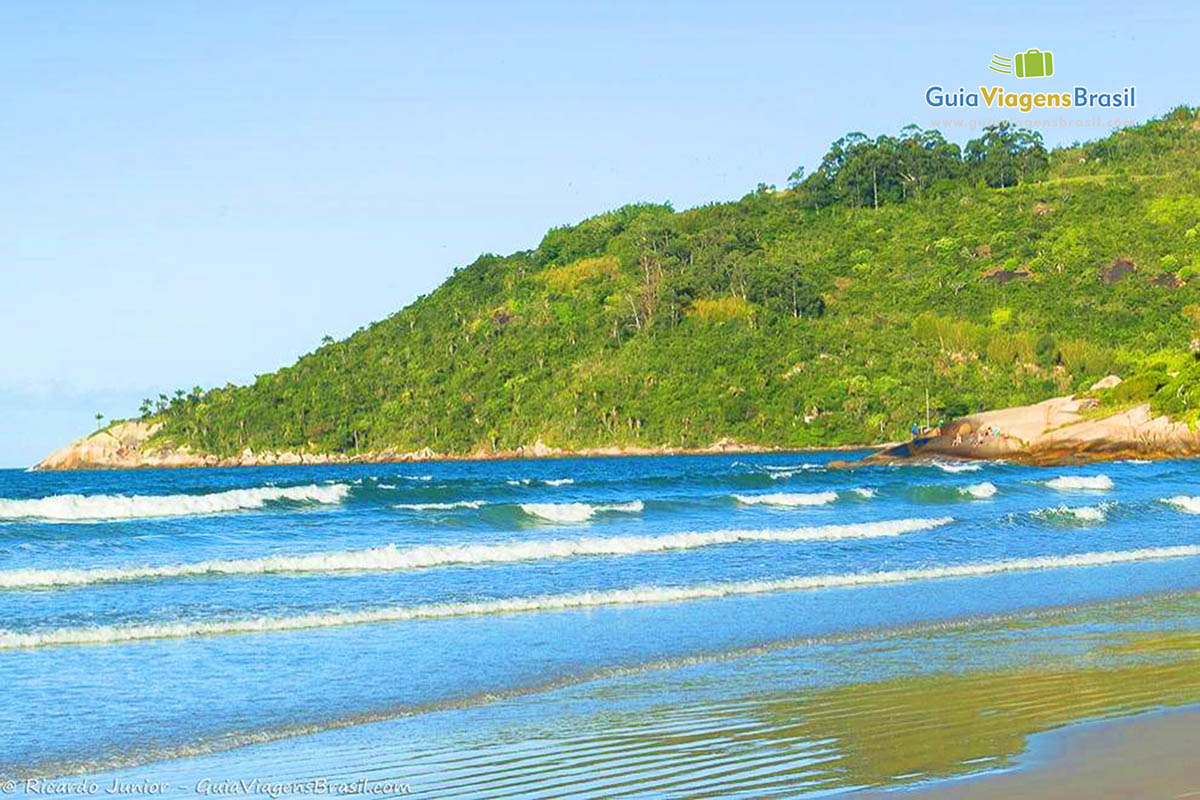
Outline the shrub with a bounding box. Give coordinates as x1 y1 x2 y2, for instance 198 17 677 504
540 256 621 292
690 297 756 322
1109 371 1168 404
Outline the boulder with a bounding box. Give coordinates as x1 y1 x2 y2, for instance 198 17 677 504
1089 375 1123 391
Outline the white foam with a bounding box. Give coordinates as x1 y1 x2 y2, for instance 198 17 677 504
543 478 574 486
0 517 954 590
733 492 838 507
961 482 998 499
0 484 350 522
5 543 1196 649
1031 504 1109 523
936 462 982 473
1162 496 1200 514
1043 475 1114 491
393 501 487 511
761 464 824 479
853 488 876 499
519 501 643 523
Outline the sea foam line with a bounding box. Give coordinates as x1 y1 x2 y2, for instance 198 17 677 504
936 462 982 473
393 500 487 511
733 492 839 507
0 518 953 591
1042 475 1114 491
519 501 643 523
0 484 351 522
3 543 1196 649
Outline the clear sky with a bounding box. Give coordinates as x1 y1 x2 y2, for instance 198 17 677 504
1 0 1196 466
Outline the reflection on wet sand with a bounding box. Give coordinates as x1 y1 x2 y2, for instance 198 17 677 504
395 594 1200 797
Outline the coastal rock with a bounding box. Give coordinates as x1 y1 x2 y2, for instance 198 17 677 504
1089 375 1123 391
855 392 1200 467
518 439 561 458
35 421 164 470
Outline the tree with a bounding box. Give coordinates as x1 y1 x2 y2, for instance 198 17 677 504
964 122 1048 188
94 412 104 430
897 126 961 199
745 261 825 318
790 126 962 209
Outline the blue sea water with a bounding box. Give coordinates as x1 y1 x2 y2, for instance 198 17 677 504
1 453 1198 795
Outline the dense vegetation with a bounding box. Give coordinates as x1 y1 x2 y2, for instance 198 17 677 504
142 108 1200 456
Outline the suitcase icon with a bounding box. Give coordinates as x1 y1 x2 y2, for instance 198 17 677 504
1014 48 1053 78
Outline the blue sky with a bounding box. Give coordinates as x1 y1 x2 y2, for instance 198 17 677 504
1 0 1196 466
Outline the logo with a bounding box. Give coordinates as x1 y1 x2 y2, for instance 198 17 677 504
924 48 1134 113
989 49 1054 79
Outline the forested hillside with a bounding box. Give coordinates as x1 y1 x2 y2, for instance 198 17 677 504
142 107 1200 457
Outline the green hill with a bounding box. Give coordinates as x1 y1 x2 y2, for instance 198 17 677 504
143 107 1200 458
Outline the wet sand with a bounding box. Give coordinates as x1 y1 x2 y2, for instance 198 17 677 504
863 706 1200 799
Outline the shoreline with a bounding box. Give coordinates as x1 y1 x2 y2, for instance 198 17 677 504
31 421 881 472
860 705 1200 799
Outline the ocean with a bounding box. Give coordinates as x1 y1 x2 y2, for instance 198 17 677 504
2 453 1199 796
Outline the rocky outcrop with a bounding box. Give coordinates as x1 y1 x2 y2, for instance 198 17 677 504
844 392 1200 468
33 422 447 471
1089 375 1123 391
35 421 181 470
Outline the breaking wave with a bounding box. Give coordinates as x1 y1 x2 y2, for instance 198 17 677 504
0 517 954 590
1161 496 1200 514
935 462 982 473
1042 475 1114 491
733 462 825 480
393 501 487 511
1031 504 1110 524
4 544 1196 649
733 492 839 507
519 501 644 523
0 484 351 522
961 482 998 499
506 478 574 486
766 465 825 479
